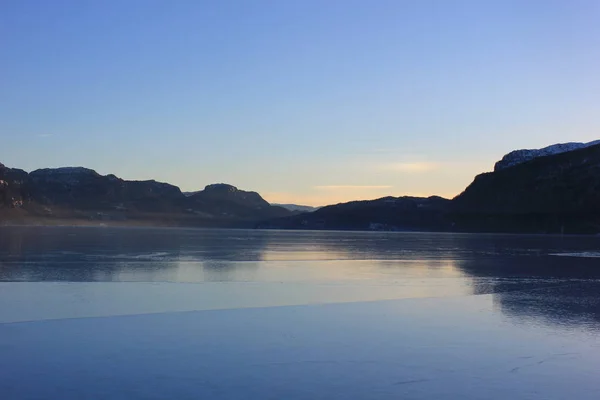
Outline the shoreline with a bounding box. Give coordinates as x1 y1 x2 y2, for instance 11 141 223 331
1 219 598 236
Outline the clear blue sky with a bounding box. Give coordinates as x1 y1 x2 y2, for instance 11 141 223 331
2 0 599 205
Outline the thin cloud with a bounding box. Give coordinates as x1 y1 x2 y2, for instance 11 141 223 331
314 185 393 190
36 133 54 138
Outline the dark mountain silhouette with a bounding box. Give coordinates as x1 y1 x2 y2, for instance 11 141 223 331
260 142 600 234
187 184 290 220
0 163 28 209
272 204 319 213
2 140 600 232
452 142 600 233
0 165 290 226
258 196 452 231
28 167 183 213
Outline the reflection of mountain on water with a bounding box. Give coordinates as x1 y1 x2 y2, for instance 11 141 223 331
0 227 181 281
456 252 600 332
260 231 470 261
496 283 600 332
2 227 600 331
0 227 269 282
305 231 600 332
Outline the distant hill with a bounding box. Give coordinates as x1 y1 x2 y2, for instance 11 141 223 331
260 140 600 234
3 139 600 233
0 165 291 226
259 196 451 231
272 203 319 213
186 184 290 220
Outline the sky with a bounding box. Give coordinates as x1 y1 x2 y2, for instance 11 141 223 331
1 0 599 206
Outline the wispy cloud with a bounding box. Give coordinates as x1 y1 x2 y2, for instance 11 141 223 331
378 162 439 173
314 185 393 190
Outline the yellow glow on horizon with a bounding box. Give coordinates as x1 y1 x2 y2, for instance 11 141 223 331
261 160 491 207
264 190 459 207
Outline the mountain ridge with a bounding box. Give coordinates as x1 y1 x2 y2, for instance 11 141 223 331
0 165 291 226
494 140 600 171
3 139 600 233
272 204 319 212
260 141 600 234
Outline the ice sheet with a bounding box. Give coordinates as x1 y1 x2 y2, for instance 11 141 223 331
1 296 599 400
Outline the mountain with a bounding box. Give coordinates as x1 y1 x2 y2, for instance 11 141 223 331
186 184 290 220
4 139 600 233
0 162 28 209
28 167 184 213
452 142 600 233
0 165 291 226
272 204 319 213
261 140 600 234
494 140 600 171
259 196 451 231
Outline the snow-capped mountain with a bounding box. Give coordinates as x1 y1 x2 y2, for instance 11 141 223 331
494 140 600 171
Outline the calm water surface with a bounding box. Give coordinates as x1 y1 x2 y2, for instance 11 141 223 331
1 227 599 399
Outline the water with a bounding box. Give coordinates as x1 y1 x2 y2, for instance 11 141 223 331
1 227 600 399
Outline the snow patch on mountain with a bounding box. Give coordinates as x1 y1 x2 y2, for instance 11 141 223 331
494 140 600 171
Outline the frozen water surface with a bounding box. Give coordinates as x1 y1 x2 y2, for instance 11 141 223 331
1 227 600 399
